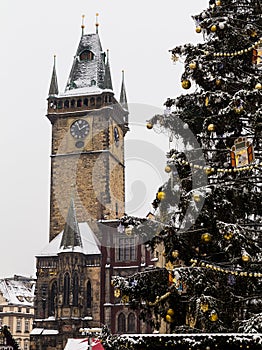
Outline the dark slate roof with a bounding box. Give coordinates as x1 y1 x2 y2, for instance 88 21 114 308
104 50 113 90
60 198 83 250
65 33 107 93
48 56 59 96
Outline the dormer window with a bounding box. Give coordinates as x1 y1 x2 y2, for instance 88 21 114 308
80 50 94 61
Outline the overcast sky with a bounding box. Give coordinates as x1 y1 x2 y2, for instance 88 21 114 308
0 0 207 279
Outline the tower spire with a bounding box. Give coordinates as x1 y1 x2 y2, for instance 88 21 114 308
48 55 59 96
120 70 128 112
81 14 85 36
60 196 83 250
96 13 99 34
104 49 113 90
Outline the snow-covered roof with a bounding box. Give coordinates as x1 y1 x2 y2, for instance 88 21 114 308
38 222 101 257
64 338 104 350
0 277 35 306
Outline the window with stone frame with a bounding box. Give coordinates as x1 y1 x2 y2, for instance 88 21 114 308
72 272 79 306
86 281 92 308
16 318 22 332
127 313 136 333
117 313 126 333
116 236 137 262
63 273 70 306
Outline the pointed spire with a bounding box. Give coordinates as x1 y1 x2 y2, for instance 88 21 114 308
120 70 128 111
81 14 85 36
96 13 99 34
48 55 59 96
60 197 83 250
104 49 113 90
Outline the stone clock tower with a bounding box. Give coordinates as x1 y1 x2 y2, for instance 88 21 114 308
31 19 151 350
47 26 128 241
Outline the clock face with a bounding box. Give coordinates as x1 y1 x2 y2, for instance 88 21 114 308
70 119 90 139
114 127 119 146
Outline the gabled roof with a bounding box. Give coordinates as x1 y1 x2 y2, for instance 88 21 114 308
38 222 101 257
65 33 108 95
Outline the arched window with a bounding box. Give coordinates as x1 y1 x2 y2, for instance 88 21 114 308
118 313 126 333
64 100 69 108
90 98 95 106
72 272 79 306
127 313 136 333
49 281 57 316
71 99 76 108
84 98 88 106
80 50 94 61
86 281 92 308
63 273 70 306
77 99 82 107
91 80 96 86
96 97 102 107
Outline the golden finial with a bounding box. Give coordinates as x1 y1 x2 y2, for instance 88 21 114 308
96 13 99 34
81 14 85 35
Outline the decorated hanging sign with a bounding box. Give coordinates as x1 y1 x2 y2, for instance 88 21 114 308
230 137 255 168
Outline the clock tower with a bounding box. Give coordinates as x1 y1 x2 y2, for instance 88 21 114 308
47 23 128 241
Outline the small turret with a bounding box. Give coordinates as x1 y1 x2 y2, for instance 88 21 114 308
104 49 113 90
120 70 128 112
48 55 59 96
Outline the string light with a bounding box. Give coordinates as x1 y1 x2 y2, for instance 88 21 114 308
211 38 262 58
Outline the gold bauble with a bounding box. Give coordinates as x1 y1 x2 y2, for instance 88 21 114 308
234 106 244 114
196 26 202 33
165 165 172 173
255 83 262 90
211 25 217 32
207 124 215 132
193 193 201 202
157 191 166 201
216 0 221 5
242 254 250 262
167 308 175 317
189 62 197 70
224 232 233 240
182 79 191 89
201 233 212 243
172 250 179 259
215 79 222 86
200 302 209 312
209 311 218 322
165 314 175 323
114 288 121 298
146 122 153 129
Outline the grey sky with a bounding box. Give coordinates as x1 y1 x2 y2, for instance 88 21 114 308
0 0 207 278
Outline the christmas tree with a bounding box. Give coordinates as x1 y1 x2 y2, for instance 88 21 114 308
107 0 262 345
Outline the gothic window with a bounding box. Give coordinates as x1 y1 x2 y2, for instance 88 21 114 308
72 272 79 306
86 281 92 308
77 99 82 107
117 313 126 333
80 50 94 61
71 99 76 108
49 281 57 316
84 98 88 106
63 273 70 306
127 313 136 333
96 97 102 107
90 98 95 106
116 237 137 262
64 100 70 108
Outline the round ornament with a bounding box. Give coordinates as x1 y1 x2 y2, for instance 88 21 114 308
146 122 153 129
201 233 212 243
172 250 179 259
211 25 217 32
189 62 197 70
216 0 221 6
207 124 215 132
196 26 202 33
209 310 218 322
165 314 175 323
234 106 244 114
157 191 166 201
200 302 209 312
224 232 233 240
215 79 222 87
242 254 250 262
193 193 201 202
165 165 172 173
255 83 262 90
182 79 191 89
167 308 175 317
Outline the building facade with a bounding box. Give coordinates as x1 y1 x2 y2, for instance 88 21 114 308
0 276 35 350
31 21 152 350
